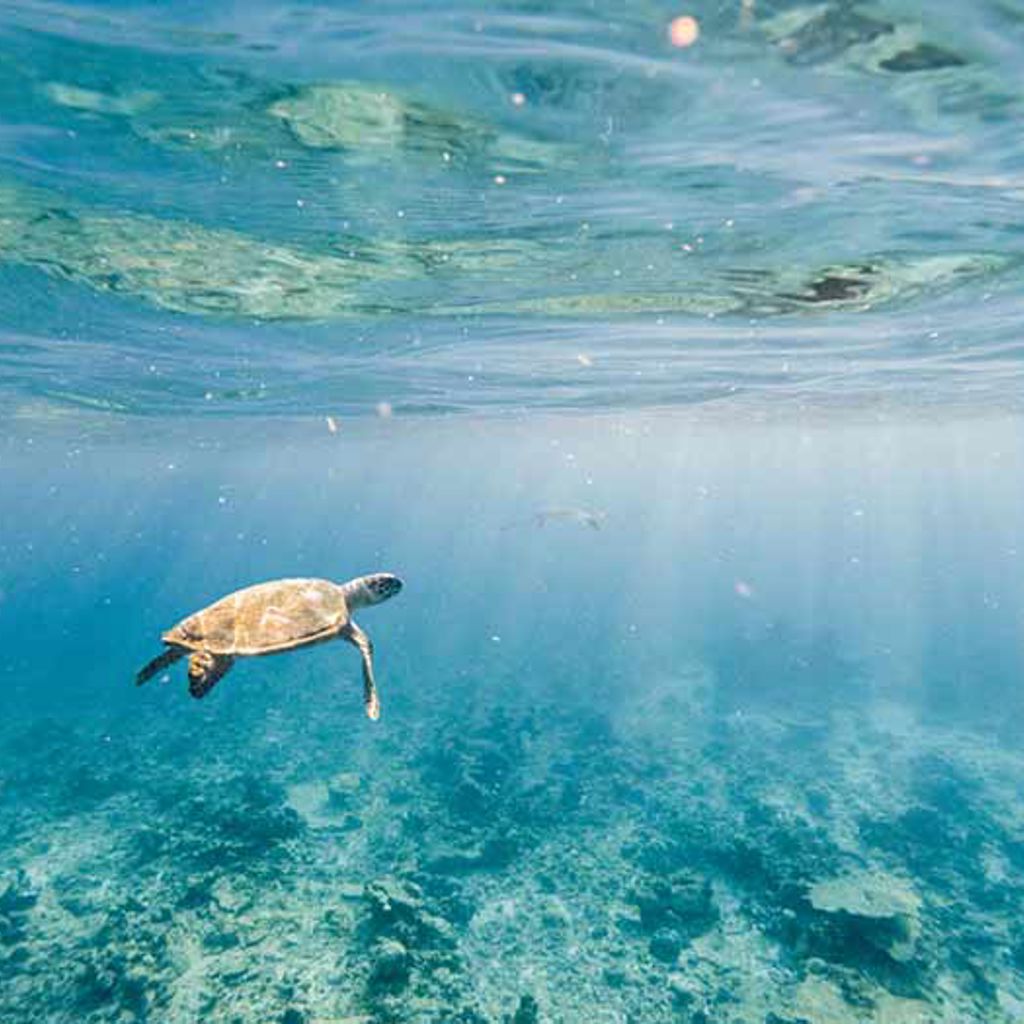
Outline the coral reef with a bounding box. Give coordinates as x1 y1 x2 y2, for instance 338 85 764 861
1 656 1023 1022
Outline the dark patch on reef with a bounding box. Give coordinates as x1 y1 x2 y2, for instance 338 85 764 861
139 772 303 871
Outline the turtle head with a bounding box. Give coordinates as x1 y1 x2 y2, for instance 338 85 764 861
344 573 403 609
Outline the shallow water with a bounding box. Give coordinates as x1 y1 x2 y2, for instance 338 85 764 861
3 2 1024 1022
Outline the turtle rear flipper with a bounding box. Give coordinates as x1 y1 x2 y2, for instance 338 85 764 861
188 652 234 699
136 646 185 686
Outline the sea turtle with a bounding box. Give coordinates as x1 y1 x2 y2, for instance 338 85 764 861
135 574 402 720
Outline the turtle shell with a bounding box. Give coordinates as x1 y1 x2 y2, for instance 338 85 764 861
163 578 349 656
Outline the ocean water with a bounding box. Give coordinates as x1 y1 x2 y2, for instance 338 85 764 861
3 1 1024 1021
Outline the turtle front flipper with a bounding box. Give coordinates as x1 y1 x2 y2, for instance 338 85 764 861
342 622 380 721
136 646 186 686
188 651 234 699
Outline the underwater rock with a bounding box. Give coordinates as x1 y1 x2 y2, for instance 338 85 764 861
0 871 38 945
508 993 539 1024
366 878 424 926
649 927 683 963
202 928 240 952
409 872 477 929
0 870 38 915
71 945 168 1020
806 870 922 964
360 872 467 1017
365 878 457 950
622 834 691 875
630 871 717 940
667 972 701 1008
210 875 255 915
368 938 412 990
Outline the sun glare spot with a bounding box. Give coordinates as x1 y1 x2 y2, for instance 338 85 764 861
668 15 700 48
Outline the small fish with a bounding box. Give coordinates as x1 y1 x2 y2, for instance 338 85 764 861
533 507 607 531
500 507 606 533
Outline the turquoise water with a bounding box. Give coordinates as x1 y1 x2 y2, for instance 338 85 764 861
3 1 1024 1021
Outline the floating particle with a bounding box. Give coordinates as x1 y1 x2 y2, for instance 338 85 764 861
376 401 393 418
511 92 526 107
326 415 339 434
494 174 507 185
668 15 700 48
735 580 754 599
576 353 594 367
